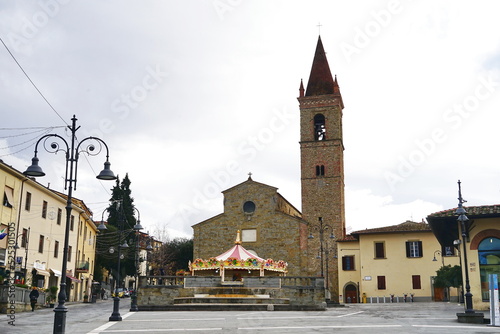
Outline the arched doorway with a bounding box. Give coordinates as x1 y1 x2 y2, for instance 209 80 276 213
344 283 358 303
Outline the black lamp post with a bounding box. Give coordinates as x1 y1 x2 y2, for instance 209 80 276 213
23 115 116 334
456 180 474 313
130 208 143 312
98 201 129 321
308 217 335 290
14 227 30 284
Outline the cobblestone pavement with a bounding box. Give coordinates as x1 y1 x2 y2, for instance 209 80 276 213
3 301 499 334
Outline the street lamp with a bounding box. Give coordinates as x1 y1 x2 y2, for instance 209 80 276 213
308 217 335 292
98 201 129 321
24 115 116 334
14 227 30 284
456 180 474 314
130 207 143 312
432 250 445 267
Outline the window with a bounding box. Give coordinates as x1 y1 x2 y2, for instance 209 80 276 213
38 235 44 253
412 275 421 289
3 186 14 208
70 215 75 231
374 242 385 259
315 165 325 176
314 114 326 140
443 246 455 256
242 229 257 242
54 241 59 258
21 228 28 248
342 255 355 270
57 208 62 225
42 201 48 218
377 276 386 290
406 241 423 258
243 201 256 214
25 192 32 211
478 237 500 300
68 245 72 262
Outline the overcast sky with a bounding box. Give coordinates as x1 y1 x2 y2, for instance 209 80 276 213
1 1 500 239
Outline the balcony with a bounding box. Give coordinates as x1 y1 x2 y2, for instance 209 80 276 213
75 261 89 273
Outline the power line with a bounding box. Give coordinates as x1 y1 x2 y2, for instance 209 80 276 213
0 36 67 125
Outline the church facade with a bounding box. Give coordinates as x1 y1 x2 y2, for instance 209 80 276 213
192 36 346 298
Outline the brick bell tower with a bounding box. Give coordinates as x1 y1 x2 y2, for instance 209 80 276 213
298 36 346 300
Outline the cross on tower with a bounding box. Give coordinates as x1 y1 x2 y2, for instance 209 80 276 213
317 22 322 35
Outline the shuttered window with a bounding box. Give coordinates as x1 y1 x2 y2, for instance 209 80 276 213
406 241 423 258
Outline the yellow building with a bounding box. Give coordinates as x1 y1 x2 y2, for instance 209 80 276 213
428 204 500 311
0 159 97 302
337 221 460 303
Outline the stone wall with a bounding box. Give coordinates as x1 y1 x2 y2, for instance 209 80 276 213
137 276 326 309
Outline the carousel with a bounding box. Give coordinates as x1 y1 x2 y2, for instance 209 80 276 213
189 231 288 282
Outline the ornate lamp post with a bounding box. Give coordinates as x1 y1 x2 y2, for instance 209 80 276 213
98 201 129 321
130 208 143 312
14 227 30 284
308 217 334 291
23 115 116 334
456 180 474 314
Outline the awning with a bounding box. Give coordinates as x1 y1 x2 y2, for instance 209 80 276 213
34 269 50 277
50 269 62 277
66 274 81 283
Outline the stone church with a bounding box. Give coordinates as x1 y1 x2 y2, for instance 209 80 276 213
192 36 346 300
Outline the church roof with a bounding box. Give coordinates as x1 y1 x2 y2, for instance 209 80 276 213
222 174 277 194
305 36 336 96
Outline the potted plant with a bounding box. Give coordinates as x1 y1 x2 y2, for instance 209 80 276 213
48 286 58 307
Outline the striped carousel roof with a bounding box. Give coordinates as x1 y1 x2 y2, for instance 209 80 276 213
215 230 264 262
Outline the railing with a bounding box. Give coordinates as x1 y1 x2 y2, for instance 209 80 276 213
0 286 47 312
141 275 324 289
76 261 89 272
143 276 184 287
281 276 324 288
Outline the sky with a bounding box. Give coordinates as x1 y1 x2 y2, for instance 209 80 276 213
1 1 500 239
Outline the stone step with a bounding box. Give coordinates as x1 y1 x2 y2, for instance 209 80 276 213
138 304 325 311
174 297 290 305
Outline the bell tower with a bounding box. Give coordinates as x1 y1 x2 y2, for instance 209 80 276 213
298 36 345 300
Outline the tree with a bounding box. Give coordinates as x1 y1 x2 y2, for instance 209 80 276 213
149 238 193 275
95 174 139 283
434 265 462 288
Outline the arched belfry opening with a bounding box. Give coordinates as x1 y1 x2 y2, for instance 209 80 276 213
314 114 326 141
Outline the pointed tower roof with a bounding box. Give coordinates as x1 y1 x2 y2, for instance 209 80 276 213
305 36 335 96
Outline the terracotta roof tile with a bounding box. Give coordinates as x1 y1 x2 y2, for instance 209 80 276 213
427 204 500 218
351 220 431 235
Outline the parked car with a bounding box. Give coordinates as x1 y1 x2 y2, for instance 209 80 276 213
112 288 129 298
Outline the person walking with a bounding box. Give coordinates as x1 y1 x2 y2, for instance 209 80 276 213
29 287 39 312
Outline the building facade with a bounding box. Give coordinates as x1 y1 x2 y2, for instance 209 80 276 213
192 176 307 276
428 204 500 310
0 159 97 302
337 221 460 303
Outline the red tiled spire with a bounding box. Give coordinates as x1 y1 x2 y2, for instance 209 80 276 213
299 78 305 97
305 36 335 96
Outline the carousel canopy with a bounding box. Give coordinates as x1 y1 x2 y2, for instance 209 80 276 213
215 231 264 261
189 230 287 274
